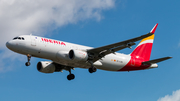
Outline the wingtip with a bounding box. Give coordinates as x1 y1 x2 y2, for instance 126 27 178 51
150 23 158 34
164 56 173 60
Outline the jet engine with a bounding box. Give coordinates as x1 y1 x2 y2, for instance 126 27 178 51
37 61 55 73
69 49 88 61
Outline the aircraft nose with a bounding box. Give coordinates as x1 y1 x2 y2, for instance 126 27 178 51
6 40 14 49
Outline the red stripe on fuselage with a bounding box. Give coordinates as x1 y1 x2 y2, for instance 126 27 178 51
118 56 150 71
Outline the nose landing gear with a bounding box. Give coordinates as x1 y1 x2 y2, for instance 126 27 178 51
25 54 31 66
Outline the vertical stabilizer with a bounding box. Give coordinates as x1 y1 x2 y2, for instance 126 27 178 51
130 23 158 61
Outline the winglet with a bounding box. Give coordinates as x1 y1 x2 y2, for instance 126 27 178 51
150 23 158 34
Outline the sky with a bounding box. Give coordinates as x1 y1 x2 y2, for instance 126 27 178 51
0 0 180 101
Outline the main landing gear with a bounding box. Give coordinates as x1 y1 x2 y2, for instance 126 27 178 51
25 54 31 66
88 61 97 73
88 66 97 73
67 68 75 80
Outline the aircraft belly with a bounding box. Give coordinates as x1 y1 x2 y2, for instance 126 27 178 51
53 59 91 69
54 53 131 71
97 54 131 71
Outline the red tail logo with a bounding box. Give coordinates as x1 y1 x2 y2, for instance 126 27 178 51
130 23 158 61
130 34 154 61
119 23 158 71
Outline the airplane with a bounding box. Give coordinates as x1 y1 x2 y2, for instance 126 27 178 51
6 23 172 80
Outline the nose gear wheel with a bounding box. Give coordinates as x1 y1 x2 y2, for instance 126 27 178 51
25 54 31 66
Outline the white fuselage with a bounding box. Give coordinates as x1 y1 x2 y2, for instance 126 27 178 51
6 35 132 71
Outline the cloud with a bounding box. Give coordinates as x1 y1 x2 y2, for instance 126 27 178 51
157 89 180 101
0 0 115 49
0 0 115 72
0 49 26 73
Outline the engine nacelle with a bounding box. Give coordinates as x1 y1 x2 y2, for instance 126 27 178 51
69 49 88 61
37 61 56 73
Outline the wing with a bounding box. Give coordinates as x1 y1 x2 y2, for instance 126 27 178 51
87 23 158 62
87 32 153 62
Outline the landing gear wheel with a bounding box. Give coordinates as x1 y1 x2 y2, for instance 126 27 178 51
25 62 31 66
88 61 97 73
67 74 75 80
89 68 93 73
88 67 97 73
25 54 31 66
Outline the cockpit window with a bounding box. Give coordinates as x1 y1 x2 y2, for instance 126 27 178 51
13 37 18 40
13 37 25 40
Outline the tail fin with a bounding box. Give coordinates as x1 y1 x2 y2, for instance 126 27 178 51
130 23 158 61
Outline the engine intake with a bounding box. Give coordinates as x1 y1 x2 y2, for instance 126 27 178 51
37 61 56 73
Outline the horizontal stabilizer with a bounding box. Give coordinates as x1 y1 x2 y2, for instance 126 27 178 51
142 56 172 65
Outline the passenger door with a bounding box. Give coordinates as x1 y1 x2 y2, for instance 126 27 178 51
30 35 36 46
